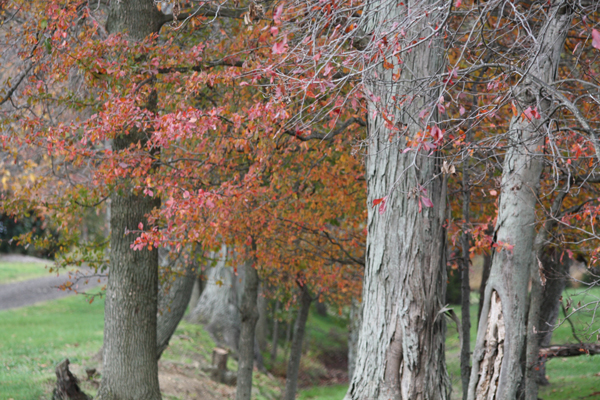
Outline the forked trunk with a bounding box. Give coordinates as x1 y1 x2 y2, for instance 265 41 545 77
346 1 449 399
283 285 312 400
467 4 572 399
157 248 197 359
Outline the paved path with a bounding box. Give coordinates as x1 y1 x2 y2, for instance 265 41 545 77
0 269 107 311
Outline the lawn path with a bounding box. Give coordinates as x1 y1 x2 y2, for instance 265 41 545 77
0 269 106 311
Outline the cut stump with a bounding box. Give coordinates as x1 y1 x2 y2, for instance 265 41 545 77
52 359 90 400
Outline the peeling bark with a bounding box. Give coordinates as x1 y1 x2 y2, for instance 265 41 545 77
467 4 573 399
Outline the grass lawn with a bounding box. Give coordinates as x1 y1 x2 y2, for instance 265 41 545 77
0 292 105 400
0 261 53 284
1 274 598 400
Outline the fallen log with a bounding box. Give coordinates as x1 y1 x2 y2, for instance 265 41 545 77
540 343 600 359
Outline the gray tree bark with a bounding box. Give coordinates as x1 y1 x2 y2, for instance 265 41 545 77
156 248 198 359
283 285 312 400
96 3 165 398
235 257 260 400
467 4 572 399
187 269 204 313
188 246 242 351
346 1 449 399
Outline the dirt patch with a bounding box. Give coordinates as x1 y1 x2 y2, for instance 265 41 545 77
159 361 235 400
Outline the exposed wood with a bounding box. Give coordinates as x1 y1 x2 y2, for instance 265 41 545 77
53 359 90 400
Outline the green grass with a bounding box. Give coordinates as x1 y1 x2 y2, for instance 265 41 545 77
447 288 600 400
0 262 53 284
298 384 348 399
0 292 104 400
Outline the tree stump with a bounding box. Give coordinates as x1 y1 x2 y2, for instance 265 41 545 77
52 359 90 400
211 347 229 383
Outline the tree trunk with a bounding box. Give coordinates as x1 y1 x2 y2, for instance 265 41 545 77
157 247 197 359
256 284 268 352
346 1 449 399
348 298 362 381
532 249 570 386
270 299 280 363
467 5 572 399
460 133 473 400
235 258 260 400
283 285 312 400
96 2 166 399
188 246 242 351
188 268 204 313
477 243 492 324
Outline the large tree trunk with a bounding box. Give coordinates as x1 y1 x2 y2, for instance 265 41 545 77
346 1 449 399
157 247 198 359
96 3 165 399
283 285 312 400
467 4 572 399
236 257 260 400
188 246 242 351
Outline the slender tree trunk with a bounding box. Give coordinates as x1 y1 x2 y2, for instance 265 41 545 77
467 5 572 399
187 267 204 312
524 187 569 398
235 258 260 400
460 153 472 400
284 308 294 358
477 239 493 324
96 3 165 399
157 248 197 359
256 284 268 352
346 1 449 398
270 300 280 363
283 285 312 400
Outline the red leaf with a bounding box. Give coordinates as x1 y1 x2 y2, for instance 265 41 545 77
272 37 288 54
372 196 387 215
523 106 541 121
455 0 462 7
274 3 284 25
421 196 433 208
592 29 600 50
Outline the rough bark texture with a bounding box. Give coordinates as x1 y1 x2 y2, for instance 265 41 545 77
467 4 572 399
235 258 260 400
188 246 242 351
98 186 161 400
477 244 493 324
156 248 197 359
346 1 449 399
283 285 312 400
96 2 165 399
